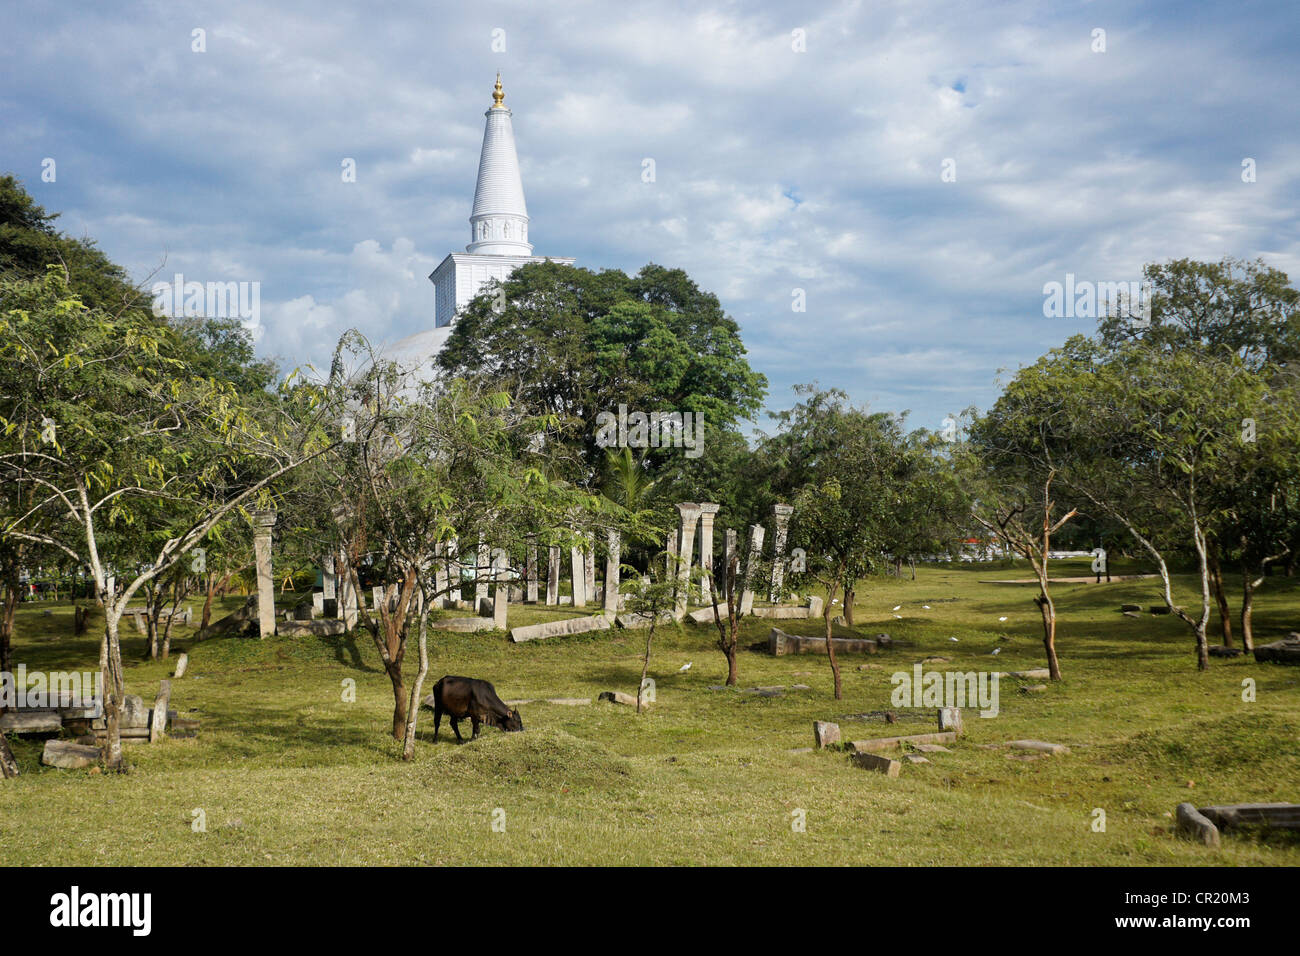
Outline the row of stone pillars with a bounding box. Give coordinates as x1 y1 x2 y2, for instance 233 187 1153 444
249 500 796 640
667 502 794 619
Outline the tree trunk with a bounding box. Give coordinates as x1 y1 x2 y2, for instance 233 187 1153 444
825 580 843 700
1208 543 1233 646
200 572 216 631
1035 593 1061 680
0 733 19 779
0 574 17 678
843 588 855 627
637 624 655 714
401 605 430 761
1240 565 1257 653
388 662 407 741
724 645 739 685
101 613 125 770
909 557 916 580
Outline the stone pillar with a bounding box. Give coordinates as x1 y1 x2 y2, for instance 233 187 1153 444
252 510 277 639
476 534 490 608
697 503 720 603
335 548 358 629
769 503 794 602
434 541 449 606
674 503 702 619
725 529 737 577
322 555 336 601
739 523 766 616
546 546 560 605
603 530 621 616
446 537 460 608
526 535 539 603
583 533 597 606
493 553 509 629
311 591 324 618
570 545 587 607
372 585 385 615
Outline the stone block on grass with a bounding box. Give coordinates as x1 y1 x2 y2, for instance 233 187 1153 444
813 721 840 749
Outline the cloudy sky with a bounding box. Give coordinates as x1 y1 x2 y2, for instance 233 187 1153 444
5 0 1298 434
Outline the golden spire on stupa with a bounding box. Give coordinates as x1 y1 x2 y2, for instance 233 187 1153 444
492 72 505 108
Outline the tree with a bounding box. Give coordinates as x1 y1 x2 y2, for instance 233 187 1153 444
0 267 335 767
771 387 911 699
435 261 767 487
986 334 1280 671
301 332 597 756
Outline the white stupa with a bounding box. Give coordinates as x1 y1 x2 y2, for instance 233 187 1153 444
383 74 575 377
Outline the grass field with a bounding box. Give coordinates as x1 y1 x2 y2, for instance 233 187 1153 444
2 559 1298 866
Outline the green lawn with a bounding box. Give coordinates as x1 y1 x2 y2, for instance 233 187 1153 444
2 560 1298 865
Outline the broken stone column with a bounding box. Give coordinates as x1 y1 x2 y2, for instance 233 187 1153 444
674 503 702 619
546 545 560 606
739 524 766 616
252 509 277 639
697 503 720 603
371 585 385 615
725 529 737 579
311 592 324 618
570 544 587 607
476 534 490 608
603 530 621 616
322 554 336 601
769 503 794 602
526 534 539 603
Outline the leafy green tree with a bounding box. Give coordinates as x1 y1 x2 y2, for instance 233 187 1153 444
770 387 912 698
0 266 334 767
299 332 601 755
435 261 767 488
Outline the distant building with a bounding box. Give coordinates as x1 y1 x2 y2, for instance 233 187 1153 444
384 74 575 375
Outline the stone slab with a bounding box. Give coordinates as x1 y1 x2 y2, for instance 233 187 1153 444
687 603 727 624
813 720 840 748
0 712 63 733
752 605 813 620
850 751 901 777
438 616 500 633
1176 802 1220 847
768 627 877 656
1254 634 1300 665
510 614 611 643
849 732 957 754
598 690 648 707
41 740 100 769
277 619 347 637
1006 739 1070 755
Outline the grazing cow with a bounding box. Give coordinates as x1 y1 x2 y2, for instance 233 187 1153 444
430 675 523 742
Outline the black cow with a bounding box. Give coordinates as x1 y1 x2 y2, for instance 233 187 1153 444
430 675 524 742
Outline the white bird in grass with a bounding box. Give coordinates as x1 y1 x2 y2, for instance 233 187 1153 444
922 605 931 610
678 662 692 672
949 636 959 642
894 614 902 619
998 616 1008 622
892 605 901 611
991 647 1001 655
